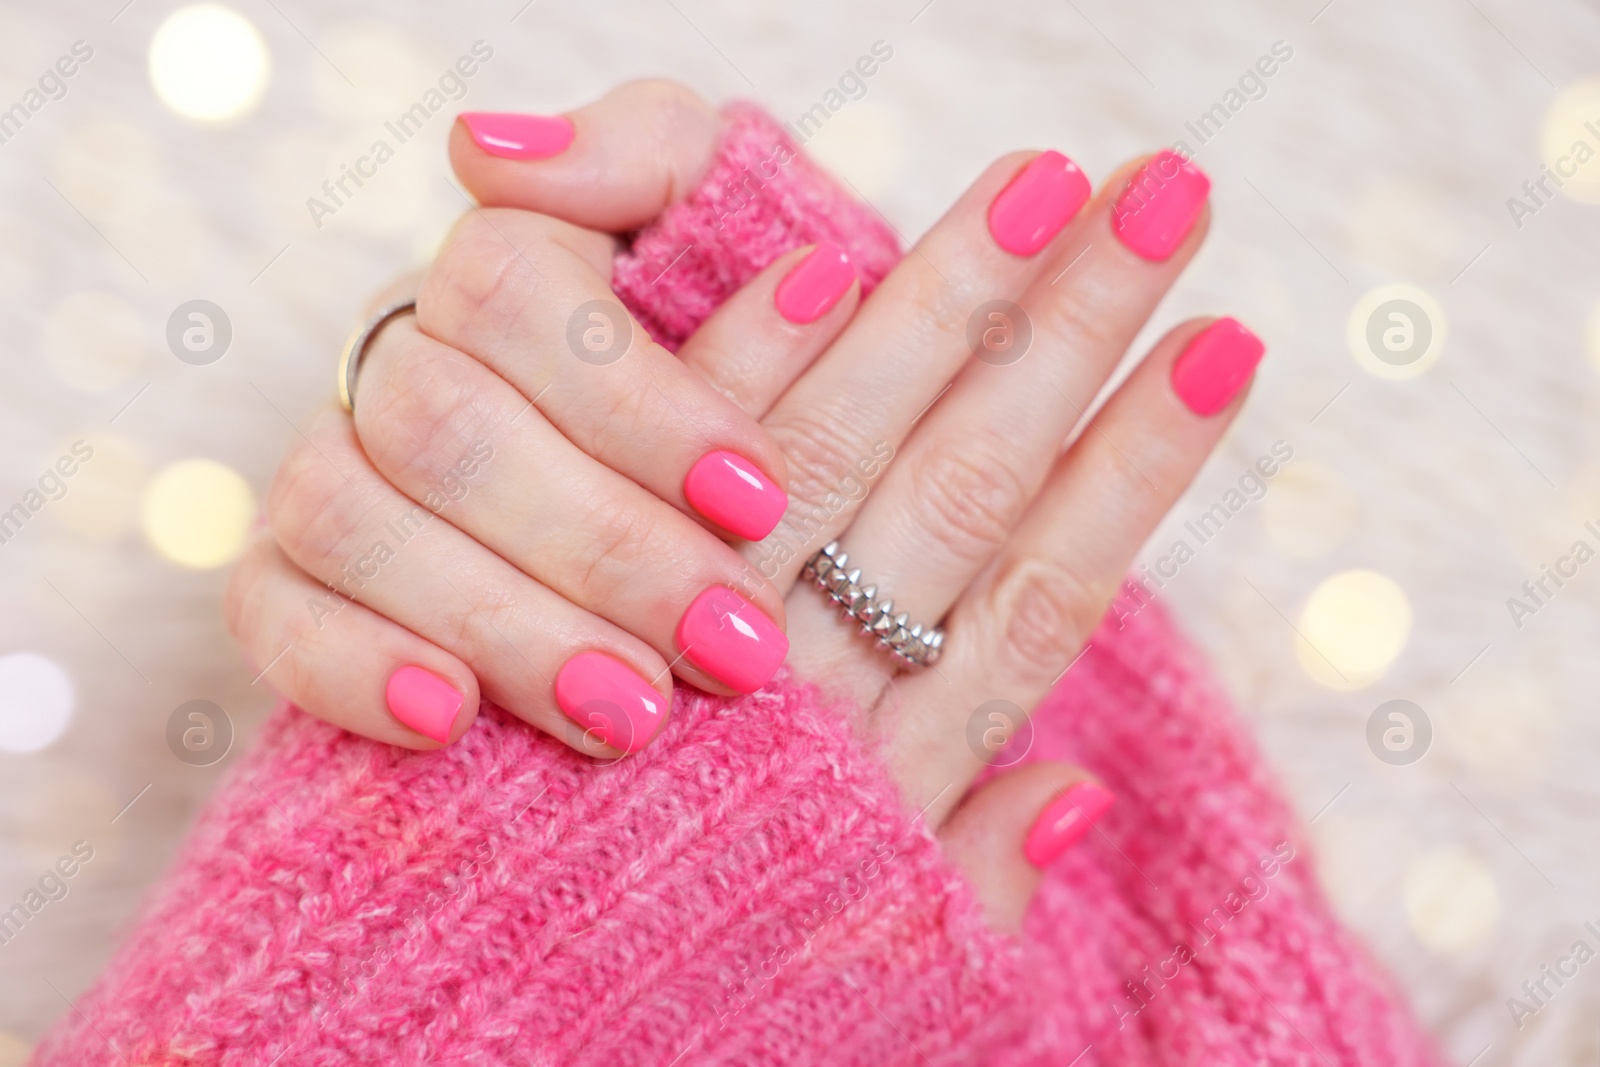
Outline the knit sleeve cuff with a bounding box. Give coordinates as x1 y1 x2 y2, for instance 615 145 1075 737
611 101 901 351
31 677 1020 1066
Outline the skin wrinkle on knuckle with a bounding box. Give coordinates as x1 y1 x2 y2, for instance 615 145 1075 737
363 346 493 489
267 442 371 573
905 433 1029 566
568 493 661 612
426 213 542 342
769 407 875 522
987 556 1109 676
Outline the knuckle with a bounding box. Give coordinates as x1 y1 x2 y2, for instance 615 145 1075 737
987 556 1111 674
905 434 1028 565
360 339 485 484
769 409 877 533
266 441 367 571
222 539 272 645
425 211 542 337
568 496 661 609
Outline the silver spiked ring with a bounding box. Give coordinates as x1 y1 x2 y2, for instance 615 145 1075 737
802 541 945 669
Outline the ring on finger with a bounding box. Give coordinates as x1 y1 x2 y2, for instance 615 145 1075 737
339 299 418 413
803 541 945 669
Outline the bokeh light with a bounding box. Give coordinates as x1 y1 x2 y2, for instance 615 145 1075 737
0 652 75 753
1347 283 1445 380
1403 845 1500 953
1295 569 1411 689
1541 80 1600 205
149 4 270 124
43 293 144 393
140 459 256 569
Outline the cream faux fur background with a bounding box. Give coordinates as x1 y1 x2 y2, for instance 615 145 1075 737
0 0 1596 1063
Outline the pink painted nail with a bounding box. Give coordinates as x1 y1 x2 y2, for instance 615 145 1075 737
1170 317 1265 416
684 450 788 541
987 150 1092 257
385 665 464 745
458 112 574 160
774 242 857 324
1111 150 1210 261
675 587 787 694
1024 781 1115 867
554 651 668 755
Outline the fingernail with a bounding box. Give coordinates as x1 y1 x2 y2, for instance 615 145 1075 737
1111 150 1210 261
675 587 787 694
684 450 788 541
385 665 464 745
987 150 1092 257
774 242 857 324
554 651 668 755
1024 781 1115 867
458 112 574 160
1171 317 1265 416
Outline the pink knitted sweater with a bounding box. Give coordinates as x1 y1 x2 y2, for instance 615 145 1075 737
32 105 1443 1067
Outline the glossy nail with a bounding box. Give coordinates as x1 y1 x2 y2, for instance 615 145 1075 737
987 150 1092 257
684 450 787 541
555 651 668 755
1111 150 1210 261
675 587 787 694
385 665 464 745
458 112 574 160
1024 781 1115 867
1170 317 1265 416
774 242 857 324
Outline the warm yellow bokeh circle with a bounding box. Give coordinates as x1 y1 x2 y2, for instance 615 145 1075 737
1295 569 1411 689
149 4 270 123
141 459 256 569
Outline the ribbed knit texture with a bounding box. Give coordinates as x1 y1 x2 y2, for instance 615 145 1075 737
31 105 1442 1067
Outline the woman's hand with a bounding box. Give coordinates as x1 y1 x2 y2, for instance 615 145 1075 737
233 80 1261 932
452 81 1259 929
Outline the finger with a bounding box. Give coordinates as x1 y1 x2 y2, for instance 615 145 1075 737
898 316 1264 811
353 321 788 695
751 150 1092 592
820 152 1210 632
267 406 677 755
938 763 1112 933
225 536 480 750
416 207 790 543
452 79 720 233
675 242 861 418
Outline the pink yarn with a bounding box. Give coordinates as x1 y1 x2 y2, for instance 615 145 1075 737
31 105 1443 1067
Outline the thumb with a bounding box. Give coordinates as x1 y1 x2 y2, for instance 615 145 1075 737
937 763 1115 933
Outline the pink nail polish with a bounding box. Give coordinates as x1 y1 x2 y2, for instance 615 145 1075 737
385 665 464 745
987 150 1092 257
1023 781 1115 867
458 112 574 160
554 651 668 755
684 450 788 541
1111 150 1210 261
774 242 857 324
675 587 787 694
1170 317 1264 416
